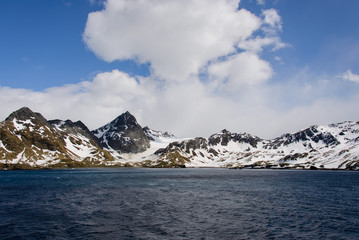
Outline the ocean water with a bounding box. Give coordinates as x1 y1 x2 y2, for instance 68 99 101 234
0 168 358 239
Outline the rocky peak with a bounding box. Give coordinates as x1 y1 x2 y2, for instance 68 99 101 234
111 111 139 130
72 121 93 135
269 125 340 149
208 129 261 147
142 126 151 133
0 108 114 169
50 119 90 133
49 119 100 146
142 126 175 140
5 107 50 127
154 137 207 155
92 111 150 154
93 111 141 137
5 107 35 121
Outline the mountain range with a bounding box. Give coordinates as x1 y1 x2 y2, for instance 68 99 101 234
0 107 358 170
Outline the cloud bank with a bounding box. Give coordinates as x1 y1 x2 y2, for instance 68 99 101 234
1 68 358 139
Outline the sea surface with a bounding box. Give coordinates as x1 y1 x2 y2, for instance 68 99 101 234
0 168 358 239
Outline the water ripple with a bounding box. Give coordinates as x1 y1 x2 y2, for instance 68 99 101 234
0 169 358 239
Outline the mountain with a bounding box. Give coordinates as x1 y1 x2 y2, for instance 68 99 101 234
143 126 175 141
1 107 358 170
91 111 150 155
149 122 359 170
0 107 113 169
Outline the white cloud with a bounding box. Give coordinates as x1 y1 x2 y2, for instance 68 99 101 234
208 52 273 90
337 69 359 83
2 69 358 139
83 0 262 82
0 70 155 131
82 0 289 97
237 36 286 53
257 0 265 6
236 8 287 54
238 37 275 52
0 70 237 137
262 8 282 34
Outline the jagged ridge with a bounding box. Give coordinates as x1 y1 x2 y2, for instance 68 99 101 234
0 107 113 169
152 123 359 170
1 107 358 170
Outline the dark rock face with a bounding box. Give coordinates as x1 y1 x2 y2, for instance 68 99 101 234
155 129 262 157
92 111 150 154
5 107 52 128
208 129 261 148
183 138 208 153
267 125 339 149
142 127 156 141
154 137 207 155
49 119 101 146
208 148 219 156
142 126 175 140
157 129 262 158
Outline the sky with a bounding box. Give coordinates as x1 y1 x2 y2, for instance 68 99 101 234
1 0 359 139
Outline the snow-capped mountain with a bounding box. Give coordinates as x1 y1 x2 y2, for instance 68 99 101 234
91 111 151 155
1 107 358 170
143 126 175 141
149 123 359 170
0 107 112 169
90 112 181 164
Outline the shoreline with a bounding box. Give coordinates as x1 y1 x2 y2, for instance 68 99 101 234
1 164 358 171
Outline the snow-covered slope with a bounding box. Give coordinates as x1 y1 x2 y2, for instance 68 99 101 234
117 128 183 166
148 123 359 170
0 107 113 169
143 126 175 140
49 119 113 163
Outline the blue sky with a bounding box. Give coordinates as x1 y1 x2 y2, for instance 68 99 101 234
0 0 151 90
1 0 359 138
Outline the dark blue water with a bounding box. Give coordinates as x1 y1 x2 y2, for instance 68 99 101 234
0 168 358 239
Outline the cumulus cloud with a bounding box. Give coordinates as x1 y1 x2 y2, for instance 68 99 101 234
83 0 262 81
82 0 290 98
208 52 273 90
337 69 359 83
